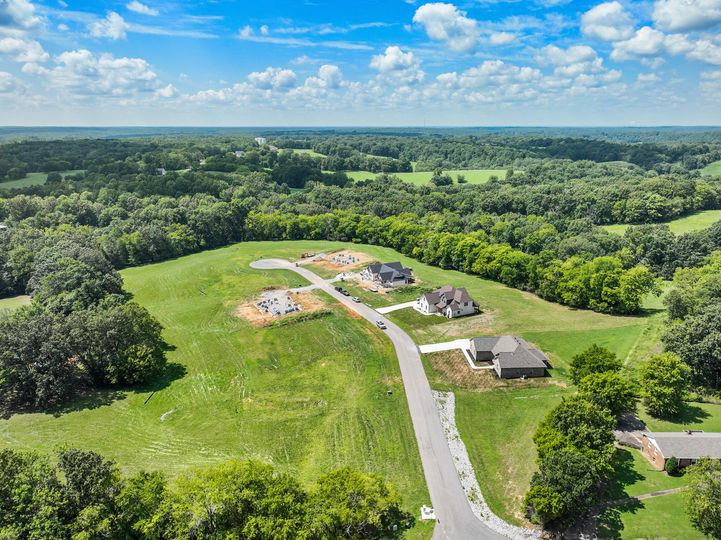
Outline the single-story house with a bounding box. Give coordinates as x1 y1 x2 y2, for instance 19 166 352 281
641 431 721 470
417 286 477 318
254 137 267 146
234 150 246 158
469 335 548 379
360 262 413 288
155 167 167 176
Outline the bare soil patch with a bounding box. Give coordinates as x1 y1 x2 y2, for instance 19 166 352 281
309 250 375 272
234 291 326 327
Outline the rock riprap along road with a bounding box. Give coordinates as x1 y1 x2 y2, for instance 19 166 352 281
250 259 508 540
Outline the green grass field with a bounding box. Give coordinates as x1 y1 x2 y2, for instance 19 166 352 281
344 169 506 185
0 295 31 315
291 148 327 158
0 170 84 190
0 241 433 539
0 240 676 536
602 209 721 236
701 159 721 177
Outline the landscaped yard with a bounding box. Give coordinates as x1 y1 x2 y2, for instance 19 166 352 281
597 492 698 539
0 240 433 539
344 168 507 185
0 170 84 190
602 209 721 236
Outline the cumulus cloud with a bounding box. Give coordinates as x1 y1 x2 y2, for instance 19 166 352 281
0 36 48 62
581 1 635 41
653 0 721 32
48 49 158 97
413 2 479 53
539 44 598 65
126 1 158 17
489 32 517 45
611 26 666 60
247 66 297 89
308 64 344 88
0 0 41 34
370 45 424 83
89 12 129 40
154 83 177 98
0 70 18 92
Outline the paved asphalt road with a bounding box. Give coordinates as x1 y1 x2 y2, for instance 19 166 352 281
250 259 508 540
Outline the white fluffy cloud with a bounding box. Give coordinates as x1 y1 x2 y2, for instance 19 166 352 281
0 0 41 34
539 44 598 65
653 0 721 32
89 12 129 40
308 64 343 89
370 45 424 83
413 2 479 53
126 1 158 16
581 1 635 41
0 70 18 92
154 83 177 98
0 36 48 62
247 66 297 89
611 26 666 60
48 49 157 97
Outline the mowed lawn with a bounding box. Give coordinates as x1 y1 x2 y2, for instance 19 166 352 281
701 159 721 177
602 209 721 236
345 169 506 185
337 245 658 526
0 170 84 190
0 241 433 538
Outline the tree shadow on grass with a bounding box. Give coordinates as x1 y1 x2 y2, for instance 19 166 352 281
43 361 187 418
595 499 645 539
653 402 711 425
603 448 645 501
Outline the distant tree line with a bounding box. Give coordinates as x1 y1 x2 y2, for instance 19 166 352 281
1 448 413 539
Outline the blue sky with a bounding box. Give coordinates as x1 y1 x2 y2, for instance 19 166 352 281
0 0 720 125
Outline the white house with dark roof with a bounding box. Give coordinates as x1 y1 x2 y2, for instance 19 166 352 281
360 262 413 288
469 335 548 379
417 285 477 318
641 431 721 470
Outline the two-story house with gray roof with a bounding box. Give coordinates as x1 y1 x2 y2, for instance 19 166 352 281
417 285 478 318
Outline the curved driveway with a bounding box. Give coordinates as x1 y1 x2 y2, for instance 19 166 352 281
250 259 507 540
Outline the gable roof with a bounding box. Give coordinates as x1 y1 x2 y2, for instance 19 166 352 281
366 262 412 282
647 432 721 460
422 286 475 310
470 335 548 369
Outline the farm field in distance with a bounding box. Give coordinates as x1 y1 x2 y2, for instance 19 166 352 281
602 209 721 235
345 168 507 184
701 159 721 177
0 294 30 314
0 170 84 189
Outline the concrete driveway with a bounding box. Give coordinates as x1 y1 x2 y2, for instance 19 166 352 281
251 258 508 540
376 300 417 314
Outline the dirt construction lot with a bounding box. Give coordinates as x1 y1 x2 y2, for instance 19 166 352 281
308 250 374 272
234 290 326 326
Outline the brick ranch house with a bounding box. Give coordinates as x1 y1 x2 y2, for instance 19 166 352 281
469 335 549 379
416 285 478 318
641 431 721 470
